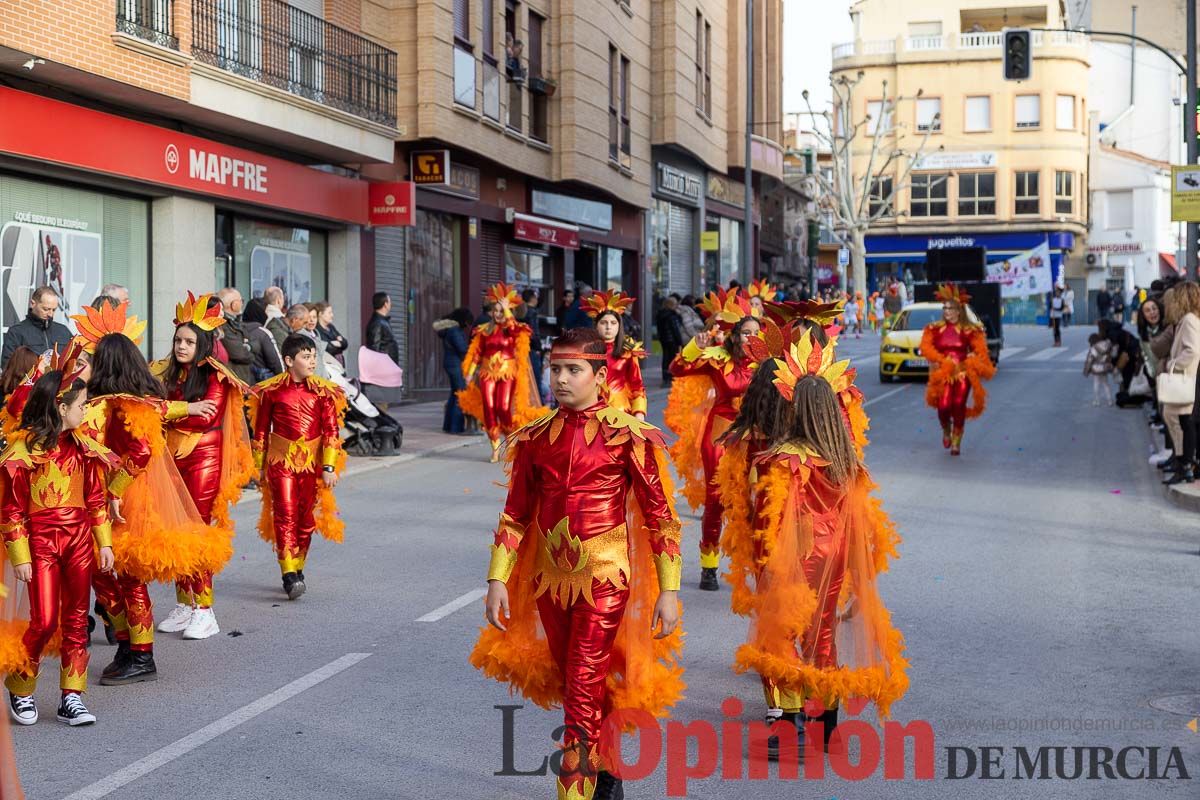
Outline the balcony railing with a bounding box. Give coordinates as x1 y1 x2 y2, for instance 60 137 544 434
192 0 397 127
905 35 943 51
834 29 1087 61
958 31 1002 49
116 0 178 51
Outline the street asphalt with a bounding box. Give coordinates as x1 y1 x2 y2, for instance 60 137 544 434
8 324 1200 799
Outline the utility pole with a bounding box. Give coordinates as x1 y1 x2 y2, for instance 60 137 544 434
1189 0 1198 278
744 0 755 285
1130 6 1137 106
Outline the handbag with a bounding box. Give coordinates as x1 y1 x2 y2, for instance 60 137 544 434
1128 371 1151 397
1157 367 1195 406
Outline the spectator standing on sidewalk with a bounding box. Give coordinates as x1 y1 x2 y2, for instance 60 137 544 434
1160 283 1200 485
677 294 705 340
263 286 290 349
217 287 254 384
314 302 349 367
1063 285 1075 328
1112 290 1127 324
1096 286 1112 322
242 299 284 382
518 288 548 403
1 286 72 366
655 296 685 386
435 308 474 434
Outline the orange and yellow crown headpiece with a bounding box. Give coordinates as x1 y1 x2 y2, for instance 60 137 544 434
582 290 635 319
745 278 776 302
934 283 972 306
485 282 522 315
17 339 89 401
174 291 226 331
764 298 845 328
770 328 854 402
696 288 755 332
70 301 147 354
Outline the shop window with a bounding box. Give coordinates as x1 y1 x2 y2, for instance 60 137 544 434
1055 171 1074 215
957 172 995 216
234 219 327 304
909 173 948 217
1015 171 1039 215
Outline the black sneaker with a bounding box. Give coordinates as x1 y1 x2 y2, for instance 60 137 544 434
297 570 305 582
56 693 96 726
594 770 624 800
765 712 803 762
101 641 131 680
698 567 720 591
100 650 157 686
8 692 37 725
282 572 306 601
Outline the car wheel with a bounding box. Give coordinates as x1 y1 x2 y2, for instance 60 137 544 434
880 372 894 383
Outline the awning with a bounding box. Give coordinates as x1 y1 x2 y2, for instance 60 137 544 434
1160 252 1181 276
512 213 580 250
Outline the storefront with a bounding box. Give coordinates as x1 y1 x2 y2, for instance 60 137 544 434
704 173 755 290
648 156 704 303
0 85 370 358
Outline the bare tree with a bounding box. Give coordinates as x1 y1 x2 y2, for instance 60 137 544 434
803 71 941 293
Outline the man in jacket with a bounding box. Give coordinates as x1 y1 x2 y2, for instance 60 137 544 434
264 286 290 349
365 291 399 364
1 286 72 366
243 298 284 382
520 288 548 402
655 295 685 386
217 287 255 384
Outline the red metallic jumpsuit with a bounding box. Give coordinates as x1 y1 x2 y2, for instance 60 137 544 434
920 321 992 449
2 432 113 695
670 344 755 568
487 403 682 799
89 396 161 653
465 319 526 441
160 360 238 607
603 340 647 416
252 376 341 576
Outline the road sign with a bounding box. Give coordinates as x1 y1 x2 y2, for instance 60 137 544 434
838 247 850 266
1171 166 1200 222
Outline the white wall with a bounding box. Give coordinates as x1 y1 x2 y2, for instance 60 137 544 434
151 196 216 359
1088 148 1174 288
1088 41 1184 164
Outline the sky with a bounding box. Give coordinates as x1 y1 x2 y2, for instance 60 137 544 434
782 0 854 129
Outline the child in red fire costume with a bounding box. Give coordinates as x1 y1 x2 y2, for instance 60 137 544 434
718 331 908 758
473 328 684 800
665 288 760 590
919 283 995 456
77 302 225 685
2 363 117 727
248 334 346 601
458 282 547 462
151 292 253 640
583 290 647 418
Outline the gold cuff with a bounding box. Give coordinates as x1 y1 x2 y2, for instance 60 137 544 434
165 400 190 421
699 549 720 569
321 446 339 469
487 542 519 583
92 522 113 550
5 536 31 567
253 448 265 472
652 552 683 592
631 395 648 415
108 469 135 498
681 339 704 362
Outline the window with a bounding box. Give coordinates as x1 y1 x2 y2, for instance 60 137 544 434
529 12 547 142
695 12 712 118
1107 190 1133 229
910 173 948 217
1055 171 1074 215
610 46 632 165
869 176 894 217
619 55 631 167
454 0 469 43
957 172 996 216
483 0 495 58
1015 171 1040 215
965 96 990 132
452 0 474 108
506 1 521 130
866 100 892 135
916 97 941 132
1015 94 1040 129
1056 94 1075 130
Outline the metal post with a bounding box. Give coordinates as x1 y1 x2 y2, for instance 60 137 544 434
1130 6 1137 106
1188 0 1198 278
744 0 755 284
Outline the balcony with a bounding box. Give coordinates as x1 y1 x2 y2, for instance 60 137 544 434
191 0 397 127
833 29 1087 64
116 0 179 51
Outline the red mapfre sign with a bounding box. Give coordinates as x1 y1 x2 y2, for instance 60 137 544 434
368 182 416 227
513 214 580 250
0 85 369 225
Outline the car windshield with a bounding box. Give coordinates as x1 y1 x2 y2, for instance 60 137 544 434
894 308 943 330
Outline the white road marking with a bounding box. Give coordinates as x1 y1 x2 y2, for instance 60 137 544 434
1069 349 1089 361
999 346 1026 359
416 587 488 622
863 385 910 407
62 653 372 800
1025 347 1069 361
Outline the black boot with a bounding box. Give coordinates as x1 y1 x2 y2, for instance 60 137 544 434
282 572 306 600
1165 463 1195 485
101 641 131 680
594 770 624 800
698 567 719 591
765 712 803 762
95 600 117 645
819 707 840 751
100 650 157 685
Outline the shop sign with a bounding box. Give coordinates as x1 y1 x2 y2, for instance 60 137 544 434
700 231 720 251
513 213 580 249
531 190 612 231
0 85 368 224
1087 242 1144 254
411 150 451 185
13 212 88 231
911 151 998 171
656 163 702 205
707 173 746 205
367 182 416 227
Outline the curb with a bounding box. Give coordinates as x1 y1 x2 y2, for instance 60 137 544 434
1165 481 1200 513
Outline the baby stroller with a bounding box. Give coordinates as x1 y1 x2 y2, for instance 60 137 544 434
326 358 403 457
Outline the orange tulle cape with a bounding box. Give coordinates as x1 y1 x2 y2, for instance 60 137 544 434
209 365 256 531
105 397 234 583
663 375 716 512
469 449 686 723
457 327 547 433
0 575 25 798
920 325 996 419
718 445 908 719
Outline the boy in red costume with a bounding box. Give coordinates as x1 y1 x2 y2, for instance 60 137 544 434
249 334 346 600
473 328 684 800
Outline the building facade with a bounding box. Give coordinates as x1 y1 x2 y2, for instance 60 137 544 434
832 0 1090 319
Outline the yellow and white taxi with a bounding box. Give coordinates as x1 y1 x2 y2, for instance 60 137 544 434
878 302 985 382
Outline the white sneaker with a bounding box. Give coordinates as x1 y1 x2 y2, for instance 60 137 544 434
8 692 36 725
182 607 220 640
157 603 193 633
1149 449 1174 466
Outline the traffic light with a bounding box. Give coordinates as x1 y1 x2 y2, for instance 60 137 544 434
1003 29 1032 81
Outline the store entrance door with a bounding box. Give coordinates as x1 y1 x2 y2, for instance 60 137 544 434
407 210 460 393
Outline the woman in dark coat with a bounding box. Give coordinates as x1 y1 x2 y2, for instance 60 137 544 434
435 308 474 433
314 301 349 365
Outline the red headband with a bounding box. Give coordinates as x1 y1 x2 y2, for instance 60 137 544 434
549 350 608 362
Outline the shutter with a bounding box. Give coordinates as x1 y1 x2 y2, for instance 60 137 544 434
480 222 504 288
288 0 323 18
454 0 470 40
482 0 494 56
529 14 543 75
668 204 694 295
375 226 407 391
